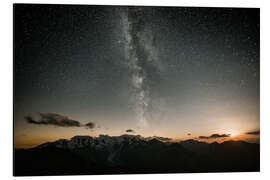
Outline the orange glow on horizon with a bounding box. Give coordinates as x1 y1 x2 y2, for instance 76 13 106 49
227 130 240 137
14 129 260 149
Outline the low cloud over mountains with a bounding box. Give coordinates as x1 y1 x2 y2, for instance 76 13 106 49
246 130 260 135
198 133 230 139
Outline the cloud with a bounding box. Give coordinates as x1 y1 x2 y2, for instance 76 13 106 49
246 130 260 135
25 113 81 127
152 136 172 141
126 129 135 133
210 134 230 138
198 133 230 139
85 122 95 129
198 136 209 139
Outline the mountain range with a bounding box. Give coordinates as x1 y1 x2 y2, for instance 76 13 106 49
14 134 260 176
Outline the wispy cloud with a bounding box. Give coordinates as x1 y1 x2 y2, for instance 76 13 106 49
25 113 81 127
85 122 95 129
126 129 135 133
25 112 96 130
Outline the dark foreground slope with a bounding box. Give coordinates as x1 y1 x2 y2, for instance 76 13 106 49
14 136 260 176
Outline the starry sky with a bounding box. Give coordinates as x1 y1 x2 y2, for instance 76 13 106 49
14 4 260 148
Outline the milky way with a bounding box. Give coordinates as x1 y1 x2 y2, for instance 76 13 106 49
121 8 161 127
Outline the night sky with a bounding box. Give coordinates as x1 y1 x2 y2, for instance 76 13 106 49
14 4 260 148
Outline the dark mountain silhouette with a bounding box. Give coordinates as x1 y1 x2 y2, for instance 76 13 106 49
14 135 260 176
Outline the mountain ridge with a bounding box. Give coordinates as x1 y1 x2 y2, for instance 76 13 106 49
14 134 260 176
